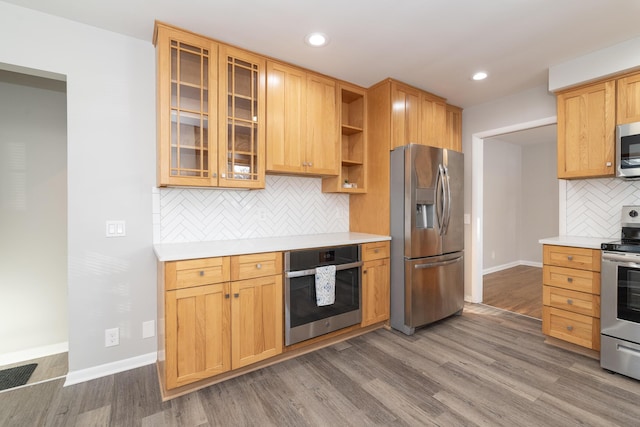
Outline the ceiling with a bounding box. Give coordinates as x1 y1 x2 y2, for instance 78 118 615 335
4 0 640 108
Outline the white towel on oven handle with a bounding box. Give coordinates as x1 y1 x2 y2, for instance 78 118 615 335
315 265 336 306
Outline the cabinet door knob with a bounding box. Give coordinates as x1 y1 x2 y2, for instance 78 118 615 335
567 277 573 283
606 161 612 167
302 162 308 166
212 172 217 178
567 299 573 305
225 294 230 299
199 271 205 276
234 293 239 298
308 162 313 167
363 270 367 274
221 173 226 178
567 256 573 261
256 263 262 269
374 249 379 253
566 325 574 331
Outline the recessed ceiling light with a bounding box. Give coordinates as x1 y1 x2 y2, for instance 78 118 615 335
472 71 488 81
305 32 329 47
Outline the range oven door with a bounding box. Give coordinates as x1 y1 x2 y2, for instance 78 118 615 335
601 251 640 343
284 262 362 346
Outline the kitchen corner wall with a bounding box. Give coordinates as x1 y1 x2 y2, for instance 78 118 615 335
565 178 640 238
153 175 350 243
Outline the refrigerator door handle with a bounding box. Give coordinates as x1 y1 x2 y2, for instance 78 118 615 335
443 165 452 234
413 257 462 269
436 164 445 234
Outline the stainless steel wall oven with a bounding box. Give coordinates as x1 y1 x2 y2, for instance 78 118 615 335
601 206 640 381
284 245 362 346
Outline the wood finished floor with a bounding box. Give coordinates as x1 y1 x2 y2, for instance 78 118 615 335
483 265 542 319
2 304 640 426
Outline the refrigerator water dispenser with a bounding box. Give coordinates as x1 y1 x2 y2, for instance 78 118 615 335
416 204 434 229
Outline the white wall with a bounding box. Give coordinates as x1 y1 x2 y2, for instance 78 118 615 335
521 141 558 262
0 70 68 358
483 140 521 270
0 2 157 375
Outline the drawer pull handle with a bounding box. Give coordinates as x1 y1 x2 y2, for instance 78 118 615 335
256 263 262 269
567 277 573 283
567 299 573 305
234 293 239 298
567 256 573 261
374 249 380 253
199 271 205 276
566 325 574 331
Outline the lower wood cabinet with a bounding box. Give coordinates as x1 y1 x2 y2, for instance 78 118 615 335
160 252 283 391
231 275 283 369
361 241 390 326
165 283 231 389
541 244 601 351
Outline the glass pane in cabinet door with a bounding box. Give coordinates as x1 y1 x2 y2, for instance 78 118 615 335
179 46 205 87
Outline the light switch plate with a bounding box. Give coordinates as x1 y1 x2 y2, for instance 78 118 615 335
106 220 126 237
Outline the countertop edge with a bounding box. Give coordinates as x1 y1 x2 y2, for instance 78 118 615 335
538 235 616 250
154 232 391 261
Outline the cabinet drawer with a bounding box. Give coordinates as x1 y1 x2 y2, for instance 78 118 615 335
362 241 390 261
542 306 600 351
543 285 600 317
166 257 230 290
543 265 600 295
543 245 600 271
231 252 282 281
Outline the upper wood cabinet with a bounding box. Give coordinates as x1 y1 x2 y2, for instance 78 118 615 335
388 79 460 151
556 80 615 179
391 81 421 149
445 104 463 152
154 23 266 188
617 72 640 124
322 83 367 193
266 61 339 176
420 92 447 147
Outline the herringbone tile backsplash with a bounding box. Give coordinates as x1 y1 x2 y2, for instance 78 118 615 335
566 178 640 238
153 175 349 243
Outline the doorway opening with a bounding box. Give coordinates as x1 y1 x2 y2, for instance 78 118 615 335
470 117 560 317
0 68 68 389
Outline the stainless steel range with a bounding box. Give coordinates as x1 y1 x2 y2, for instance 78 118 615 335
601 205 640 380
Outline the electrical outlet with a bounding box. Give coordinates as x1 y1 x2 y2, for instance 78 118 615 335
105 327 119 347
142 320 155 339
257 208 267 221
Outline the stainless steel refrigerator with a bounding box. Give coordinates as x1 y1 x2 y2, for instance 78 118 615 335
390 143 464 335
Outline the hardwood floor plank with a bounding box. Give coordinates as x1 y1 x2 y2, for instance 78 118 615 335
74 405 111 427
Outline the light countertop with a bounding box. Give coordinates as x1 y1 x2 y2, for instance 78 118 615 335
538 235 617 250
154 232 391 261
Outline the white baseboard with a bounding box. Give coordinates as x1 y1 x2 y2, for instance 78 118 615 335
0 342 69 366
483 260 542 275
64 352 157 387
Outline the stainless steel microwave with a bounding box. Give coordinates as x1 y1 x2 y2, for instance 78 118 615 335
617 121 640 179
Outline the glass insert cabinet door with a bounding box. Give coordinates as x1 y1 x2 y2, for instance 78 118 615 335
156 25 219 187
218 46 266 189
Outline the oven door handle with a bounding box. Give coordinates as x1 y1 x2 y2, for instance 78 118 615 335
603 252 640 267
285 261 363 278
